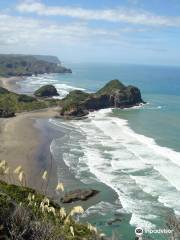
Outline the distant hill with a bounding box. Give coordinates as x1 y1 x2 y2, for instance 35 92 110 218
0 54 72 77
33 55 61 64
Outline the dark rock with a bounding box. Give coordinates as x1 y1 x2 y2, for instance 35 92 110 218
60 79 145 117
84 81 144 110
61 189 99 203
0 109 15 118
34 85 59 97
60 105 89 119
107 218 122 225
0 87 9 95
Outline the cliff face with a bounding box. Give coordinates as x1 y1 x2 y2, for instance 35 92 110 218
0 54 72 77
60 80 145 118
85 85 143 110
33 55 61 64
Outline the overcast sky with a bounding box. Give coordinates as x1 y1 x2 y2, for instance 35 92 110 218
0 0 180 65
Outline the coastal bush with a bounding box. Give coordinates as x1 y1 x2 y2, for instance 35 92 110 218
60 90 90 114
18 94 36 103
0 160 102 240
0 92 47 112
0 89 61 114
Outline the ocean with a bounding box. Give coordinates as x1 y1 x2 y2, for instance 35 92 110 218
20 63 180 239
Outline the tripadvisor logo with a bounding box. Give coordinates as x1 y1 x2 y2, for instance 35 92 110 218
135 227 143 238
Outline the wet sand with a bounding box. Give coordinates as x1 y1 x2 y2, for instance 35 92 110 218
0 76 24 92
0 76 106 207
0 108 59 191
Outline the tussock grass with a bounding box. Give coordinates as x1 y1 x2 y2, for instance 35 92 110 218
0 160 103 240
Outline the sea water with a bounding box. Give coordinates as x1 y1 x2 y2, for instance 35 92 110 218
21 63 180 239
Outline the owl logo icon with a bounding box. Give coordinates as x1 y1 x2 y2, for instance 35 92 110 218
135 227 143 237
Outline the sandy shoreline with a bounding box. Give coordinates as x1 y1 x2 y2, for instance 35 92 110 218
0 76 111 207
0 76 58 190
0 76 24 92
0 108 59 190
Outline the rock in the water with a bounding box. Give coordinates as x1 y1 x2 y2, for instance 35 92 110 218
60 79 145 118
61 189 99 203
34 84 59 97
107 218 122 225
60 105 89 119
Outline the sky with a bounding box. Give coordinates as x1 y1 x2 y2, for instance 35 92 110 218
0 0 180 65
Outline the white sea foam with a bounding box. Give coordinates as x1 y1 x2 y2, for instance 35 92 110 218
22 74 86 99
130 214 156 231
50 104 180 229
82 201 119 218
62 109 180 228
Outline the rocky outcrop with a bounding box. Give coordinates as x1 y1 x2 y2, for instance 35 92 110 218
60 79 145 118
0 109 15 118
34 85 59 97
84 85 143 110
61 106 89 119
61 189 99 203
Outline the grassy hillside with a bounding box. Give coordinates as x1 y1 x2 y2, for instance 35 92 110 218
0 180 100 240
0 86 60 115
60 90 90 114
96 79 125 95
0 158 102 240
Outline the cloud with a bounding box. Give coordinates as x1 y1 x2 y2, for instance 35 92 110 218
16 0 180 27
0 10 150 50
0 6 171 59
0 12 127 50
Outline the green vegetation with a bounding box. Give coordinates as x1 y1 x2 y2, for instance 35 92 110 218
34 84 59 97
0 88 60 115
0 92 45 112
0 180 100 240
96 79 125 95
0 160 102 240
61 80 126 114
60 79 144 117
0 54 72 77
17 94 37 103
61 90 90 114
